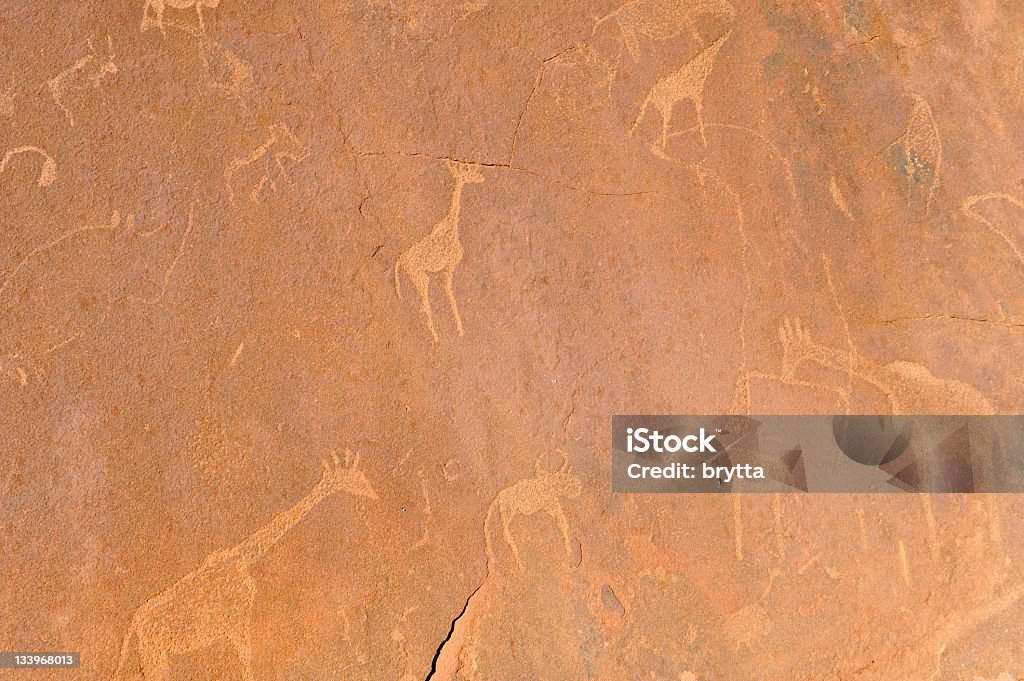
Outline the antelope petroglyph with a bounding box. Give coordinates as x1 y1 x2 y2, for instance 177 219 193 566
394 160 484 342
45 37 117 127
224 124 308 204
112 450 377 680
593 0 735 59
484 450 581 572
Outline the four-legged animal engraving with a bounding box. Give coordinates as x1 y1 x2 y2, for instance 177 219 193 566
394 160 484 342
112 450 378 680
593 0 735 60
142 0 221 35
0 146 56 187
45 37 118 127
886 94 942 213
484 450 581 572
778 317 994 414
224 124 308 204
630 31 730 148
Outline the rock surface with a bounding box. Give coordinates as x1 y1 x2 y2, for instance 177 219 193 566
1 1 1023 679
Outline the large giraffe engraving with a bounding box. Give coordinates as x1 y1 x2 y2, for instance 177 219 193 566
394 160 484 342
630 31 730 148
112 451 377 680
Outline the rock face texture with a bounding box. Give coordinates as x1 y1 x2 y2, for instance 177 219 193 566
2 1 1024 679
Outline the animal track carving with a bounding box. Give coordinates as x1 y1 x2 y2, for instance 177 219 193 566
224 124 308 204
0 146 56 188
593 0 735 59
630 31 730 148
142 0 221 35
113 450 377 680
484 450 581 572
962 192 1024 268
778 317 994 415
886 94 942 213
394 160 484 342
45 37 117 127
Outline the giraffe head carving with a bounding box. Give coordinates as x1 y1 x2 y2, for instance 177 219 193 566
446 160 485 185
320 449 379 500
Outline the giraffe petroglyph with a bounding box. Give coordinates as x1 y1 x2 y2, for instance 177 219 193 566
630 31 731 148
484 450 581 572
394 160 484 342
112 450 377 680
45 37 117 127
0 146 56 188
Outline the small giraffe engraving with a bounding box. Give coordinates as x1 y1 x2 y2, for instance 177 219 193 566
394 160 484 342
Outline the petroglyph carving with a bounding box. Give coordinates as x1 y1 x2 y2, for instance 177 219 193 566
45 37 117 127
778 317 994 414
224 125 308 204
593 0 735 59
962 193 1024 268
484 449 581 571
394 160 484 342
113 450 377 680
142 0 221 35
0 146 56 187
156 17 254 108
630 32 730 148
829 175 854 221
886 94 941 213
0 88 15 118
0 211 122 386
131 204 196 305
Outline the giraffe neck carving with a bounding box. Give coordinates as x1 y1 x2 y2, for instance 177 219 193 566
230 480 333 562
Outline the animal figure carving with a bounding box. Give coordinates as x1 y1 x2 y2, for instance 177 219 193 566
45 37 117 127
593 0 735 59
630 31 730 148
484 450 581 571
394 160 484 342
224 124 308 204
778 317 994 415
112 450 377 680
0 146 56 187
141 0 221 35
